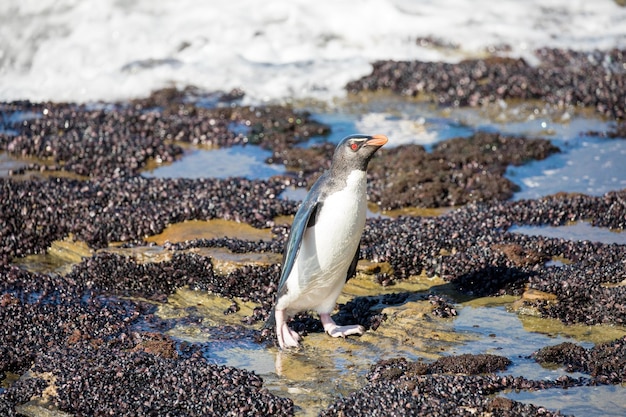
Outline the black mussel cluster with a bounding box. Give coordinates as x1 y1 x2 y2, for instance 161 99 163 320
66 251 282 310
23 343 293 416
361 191 626 326
347 48 626 119
428 294 457 318
0 175 294 263
0 377 48 416
368 132 560 210
320 355 580 416
164 233 286 254
427 353 511 374
534 337 626 385
0 265 144 376
0 253 291 415
331 296 387 331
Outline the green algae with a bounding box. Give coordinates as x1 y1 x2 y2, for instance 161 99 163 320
12 236 93 275
144 218 272 245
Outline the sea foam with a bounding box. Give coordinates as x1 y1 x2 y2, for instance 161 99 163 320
1 0 626 103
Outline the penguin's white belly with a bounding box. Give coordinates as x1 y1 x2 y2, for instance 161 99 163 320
282 171 367 314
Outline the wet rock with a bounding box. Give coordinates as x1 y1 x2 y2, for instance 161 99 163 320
512 288 559 317
146 218 274 246
534 342 588 372
130 332 179 359
428 353 511 374
608 121 626 138
347 48 626 119
492 243 548 268
428 294 458 318
486 396 515 412
587 120 626 139
0 376 48 417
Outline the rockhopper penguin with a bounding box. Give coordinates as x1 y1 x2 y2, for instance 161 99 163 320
267 134 388 349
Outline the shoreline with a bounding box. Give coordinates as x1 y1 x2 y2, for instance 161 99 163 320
2 49 626 416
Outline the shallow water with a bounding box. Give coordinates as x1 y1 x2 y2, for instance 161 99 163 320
506 384 626 417
452 304 595 380
158 276 465 417
143 145 285 180
158 279 626 416
511 221 626 244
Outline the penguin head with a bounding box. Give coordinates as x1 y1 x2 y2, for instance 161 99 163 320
331 134 388 172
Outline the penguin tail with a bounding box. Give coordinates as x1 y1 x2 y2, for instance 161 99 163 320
264 309 276 329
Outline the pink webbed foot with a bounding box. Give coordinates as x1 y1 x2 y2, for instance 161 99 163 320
275 309 301 349
320 313 365 338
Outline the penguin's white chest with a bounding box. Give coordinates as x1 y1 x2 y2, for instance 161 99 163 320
304 171 367 273
284 170 368 312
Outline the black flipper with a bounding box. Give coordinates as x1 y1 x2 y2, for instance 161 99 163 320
346 246 360 282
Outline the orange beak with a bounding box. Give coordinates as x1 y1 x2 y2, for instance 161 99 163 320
365 134 388 147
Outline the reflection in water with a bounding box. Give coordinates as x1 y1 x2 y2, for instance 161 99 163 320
158 277 461 416
155 273 626 417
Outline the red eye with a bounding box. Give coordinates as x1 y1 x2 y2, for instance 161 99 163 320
350 143 358 151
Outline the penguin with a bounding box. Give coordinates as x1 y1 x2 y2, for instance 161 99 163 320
267 133 388 349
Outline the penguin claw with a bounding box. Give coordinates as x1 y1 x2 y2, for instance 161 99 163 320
320 313 364 339
326 324 365 338
278 323 301 349
275 319 300 349
274 309 301 349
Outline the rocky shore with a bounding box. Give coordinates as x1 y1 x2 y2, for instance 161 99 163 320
1 48 625 416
